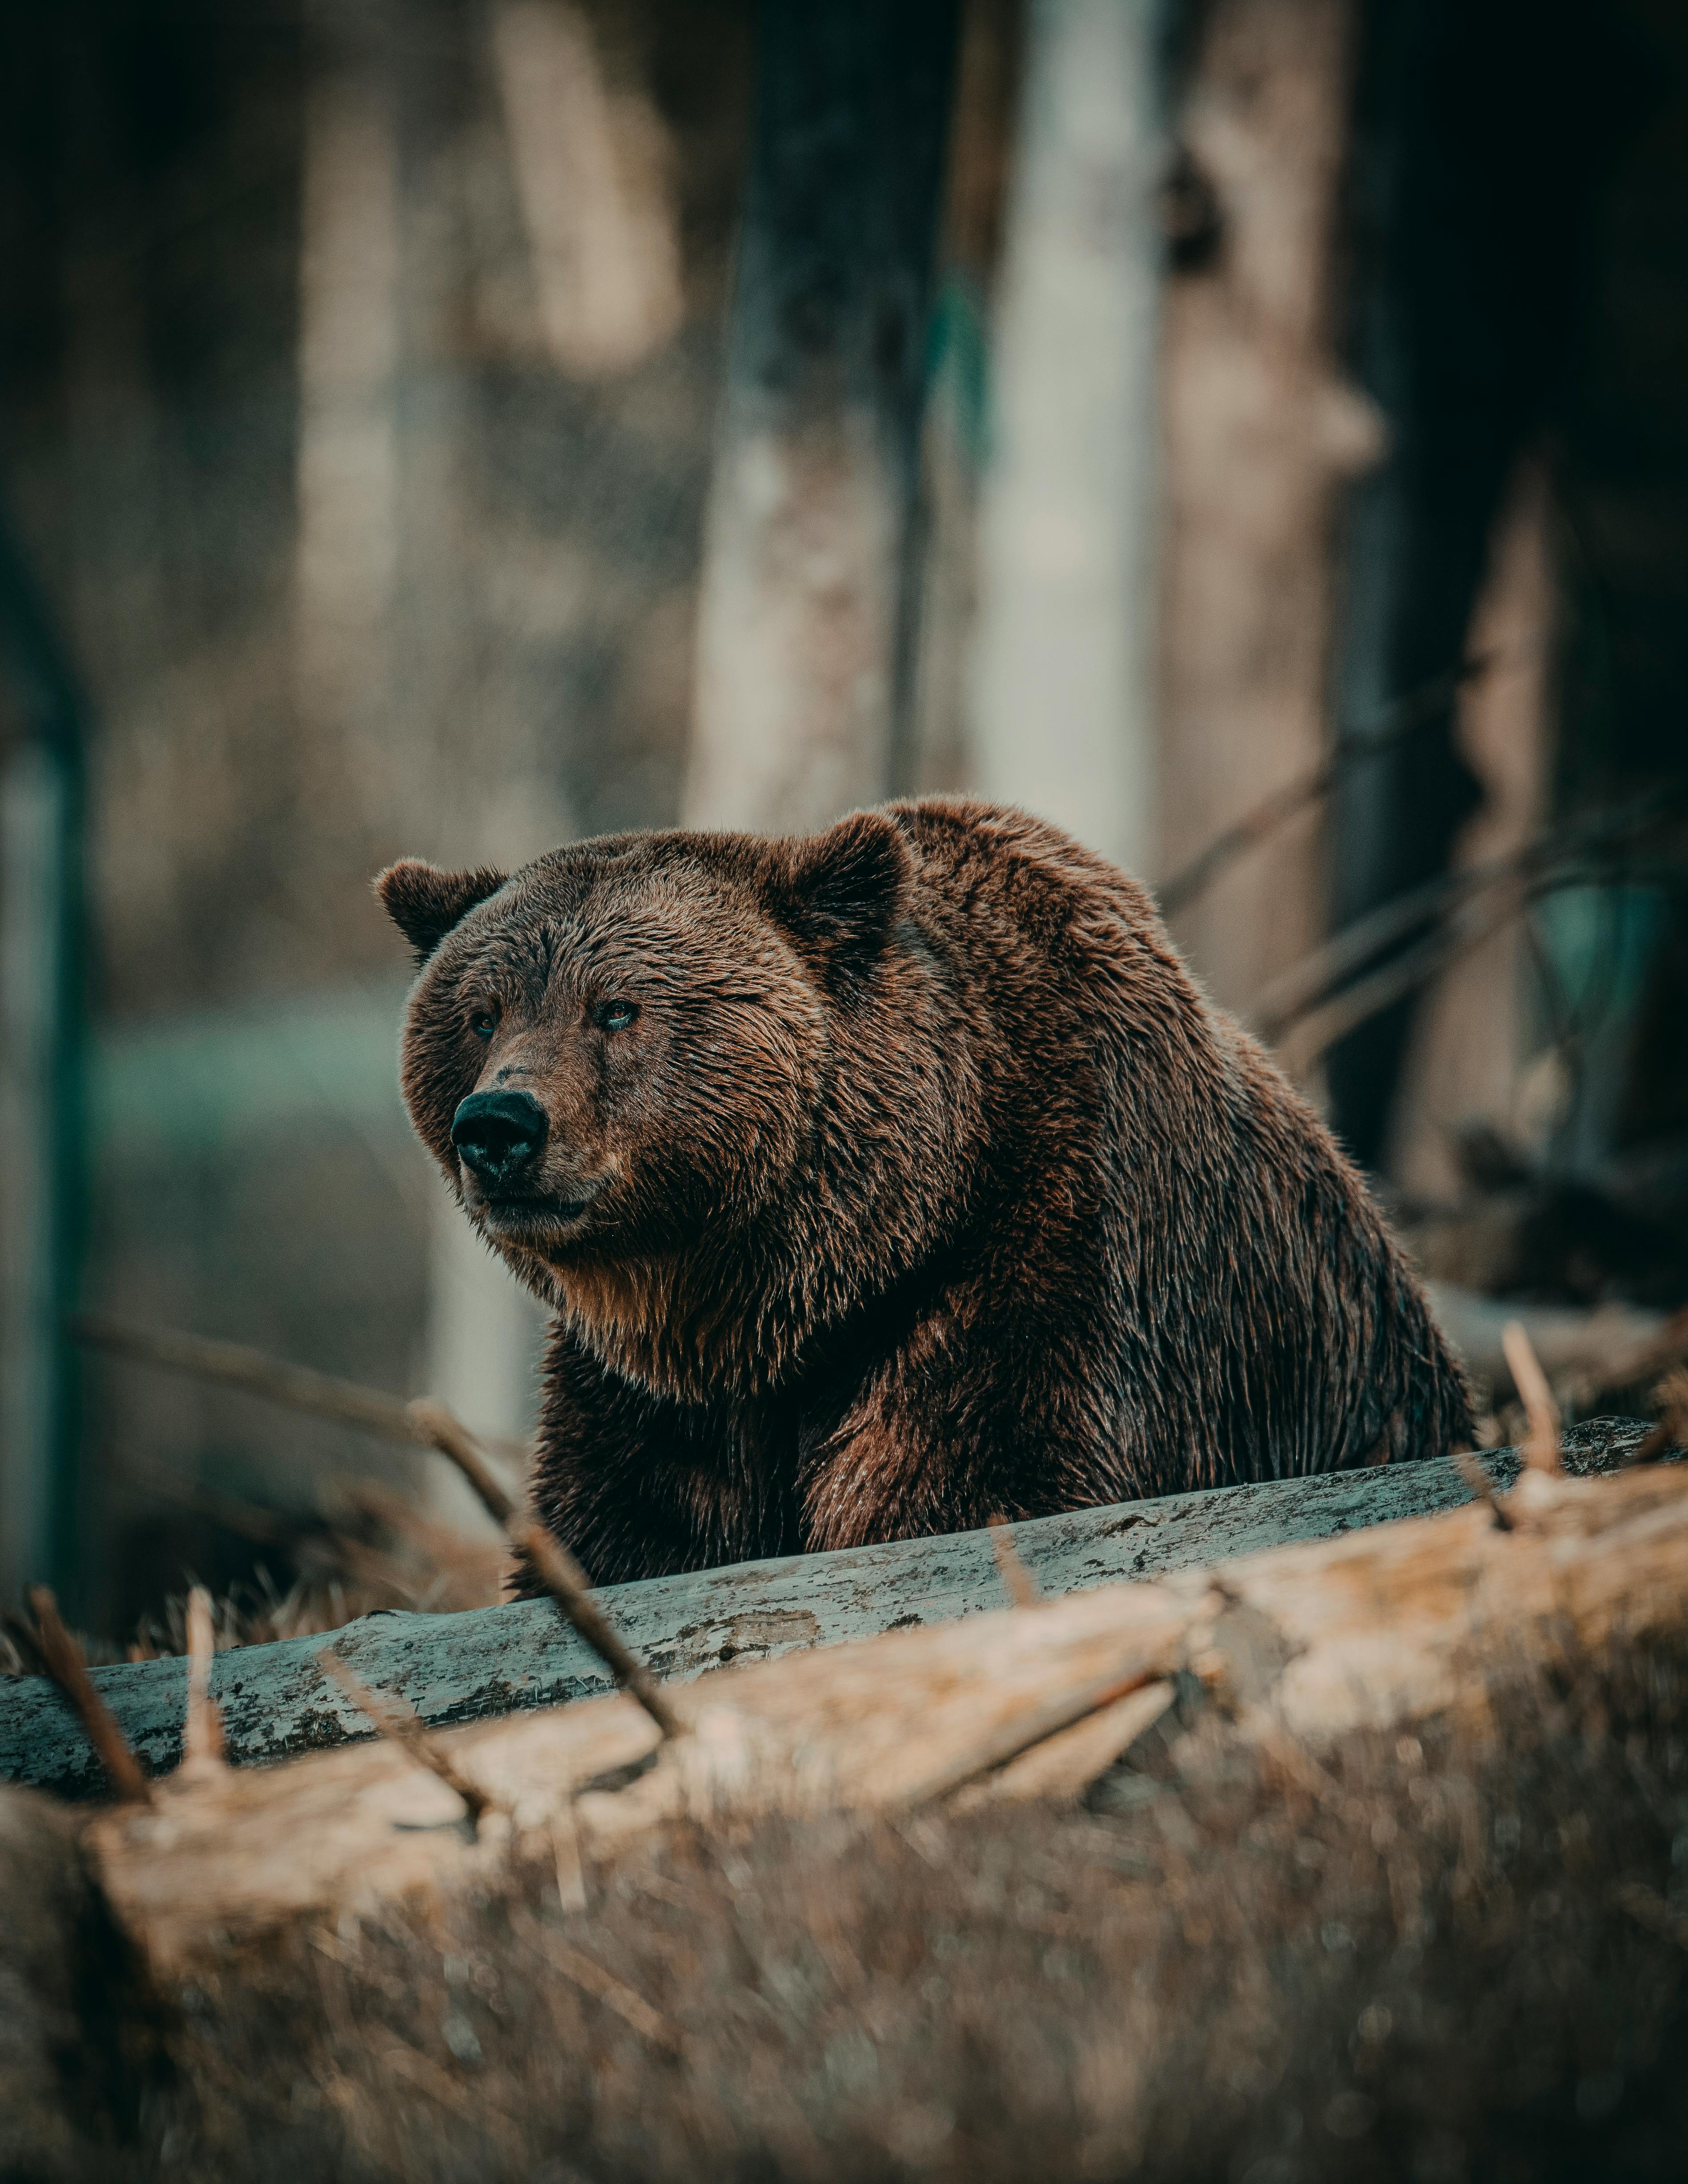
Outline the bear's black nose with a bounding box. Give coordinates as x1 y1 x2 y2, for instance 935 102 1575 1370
451 1089 548 1186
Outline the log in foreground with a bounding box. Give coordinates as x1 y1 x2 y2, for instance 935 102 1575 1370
83 1449 1688 1974
0 1417 1663 1796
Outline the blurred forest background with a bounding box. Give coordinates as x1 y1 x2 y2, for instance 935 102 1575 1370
2 0 1687 1639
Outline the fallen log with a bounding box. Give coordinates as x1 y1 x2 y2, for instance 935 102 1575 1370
0 1417 1660 1797
82 1447 1688 1974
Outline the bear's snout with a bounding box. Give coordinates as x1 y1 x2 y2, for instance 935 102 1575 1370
451 1089 548 1188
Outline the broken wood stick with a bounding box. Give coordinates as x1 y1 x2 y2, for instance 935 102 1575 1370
1502 1319 1562 1473
73 1316 683 1738
507 1904 677 2050
406 1397 519 1526
1631 1366 1688 1467
987 1514 1039 1608
179 1587 225 1779
25 1588 152 1805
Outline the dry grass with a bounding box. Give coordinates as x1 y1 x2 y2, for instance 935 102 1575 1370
10 1632 1686 2184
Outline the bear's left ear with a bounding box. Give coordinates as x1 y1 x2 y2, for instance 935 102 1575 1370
764 811 911 979
375 860 507 965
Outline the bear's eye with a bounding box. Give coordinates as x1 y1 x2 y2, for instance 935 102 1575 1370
468 1007 497 1043
594 998 639 1033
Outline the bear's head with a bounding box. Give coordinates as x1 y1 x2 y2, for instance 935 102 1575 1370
377 811 926 1313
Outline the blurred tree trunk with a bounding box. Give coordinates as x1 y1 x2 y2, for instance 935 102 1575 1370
0 515 88 1614
683 0 960 835
1388 457 1554 1200
1323 0 1634 1174
967 0 1165 880
1155 0 1380 1016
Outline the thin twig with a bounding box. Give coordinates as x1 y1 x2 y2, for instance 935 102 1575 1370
1454 1451 1518 1533
1268 873 1531 1069
1502 1320 1562 1474
316 1647 498 1828
84 1312 681 1750
180 1585 225 1778
1156 650 1501 919
73 1312 529 1474
1248 776 1688 1050
987 1514 1039 1608
406 1397 518 1526
514 1521 681 1739
26 1587 153 1803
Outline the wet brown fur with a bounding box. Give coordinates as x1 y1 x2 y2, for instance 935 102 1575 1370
378 799 1471 1587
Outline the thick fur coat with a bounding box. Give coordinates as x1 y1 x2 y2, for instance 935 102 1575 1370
379 799 1471 1586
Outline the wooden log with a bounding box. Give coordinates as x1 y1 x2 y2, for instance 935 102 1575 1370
84 1448 1688 1975
0 1417 1660 1798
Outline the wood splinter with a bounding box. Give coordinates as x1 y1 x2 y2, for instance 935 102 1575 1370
1502 1318 1563 1474
987 1514 1040 1609
179 1585 226 1781
904 1661 1167 1807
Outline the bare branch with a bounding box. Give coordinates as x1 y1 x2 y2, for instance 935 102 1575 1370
514 1521 682 1740
25 1588 153 1804
1453 1451 1518 1533
1248 777 1688 1056
1156 651 1502 919
406 1397 519 1526
316 1647 497 1828
74 1312 528 1477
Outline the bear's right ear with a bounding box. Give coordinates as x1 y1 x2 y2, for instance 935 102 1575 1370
763 810 911 983
375 860 506 965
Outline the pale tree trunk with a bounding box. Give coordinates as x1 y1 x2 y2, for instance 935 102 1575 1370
1390 457 1554 1197
296 10 544 1517
1155 0 1380 1016
967 0 1165 880
684 2 960 836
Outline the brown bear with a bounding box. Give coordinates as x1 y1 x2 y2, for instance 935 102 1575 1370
378 798 1471 1588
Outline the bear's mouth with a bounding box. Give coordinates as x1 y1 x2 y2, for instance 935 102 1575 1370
474 1180 606 1239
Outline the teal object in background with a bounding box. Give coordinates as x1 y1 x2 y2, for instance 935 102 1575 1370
90 984 414 1163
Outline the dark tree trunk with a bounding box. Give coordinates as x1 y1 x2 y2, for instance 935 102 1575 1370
1325 0 1633 1172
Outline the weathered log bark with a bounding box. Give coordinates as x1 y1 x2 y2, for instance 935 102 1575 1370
83 1443 1688 1975
0 1417 1657 1798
